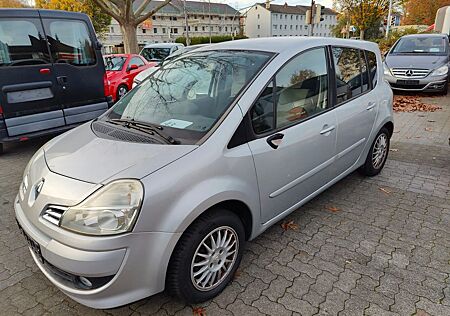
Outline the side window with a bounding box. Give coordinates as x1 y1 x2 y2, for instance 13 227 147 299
0 19 51 66
332 47 363 104
130 57 145 67
46 20 96 66
361 50 370 93
250 47 329 133
366 50 378 87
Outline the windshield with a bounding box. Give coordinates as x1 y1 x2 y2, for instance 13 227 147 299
104 56 127 71
141 47 172 62
105 50 272 144
391 37 448 55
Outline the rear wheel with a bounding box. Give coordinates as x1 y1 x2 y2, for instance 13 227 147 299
166 208 245 303
117 85 128 100
359 127 390 177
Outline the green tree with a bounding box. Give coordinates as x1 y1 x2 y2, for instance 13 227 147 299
403 0 450 26
35 0 111 36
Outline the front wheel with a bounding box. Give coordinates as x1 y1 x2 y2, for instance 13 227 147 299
116 85 128 100
166 208 245 303
359 127 390 177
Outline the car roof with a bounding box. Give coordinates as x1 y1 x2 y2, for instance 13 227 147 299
143 43 184 48
401 33 448 39
194 37 380 54
104 54 133 57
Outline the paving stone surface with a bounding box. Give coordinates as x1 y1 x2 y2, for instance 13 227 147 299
0 93 449 315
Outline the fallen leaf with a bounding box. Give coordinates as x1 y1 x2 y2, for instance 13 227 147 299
393 95 442 113
393 130 400 133
379 187 391 195
193 306 206 316
325 206 341 213
415 136 421 138
427 120 436 122
281 220 299 231
390 148 399 152
233 270 241 280
418 114 425 117
425 127 433 132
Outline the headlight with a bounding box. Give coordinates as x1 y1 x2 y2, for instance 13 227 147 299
383 64 392 76
60 179 144 236
431 65 449 77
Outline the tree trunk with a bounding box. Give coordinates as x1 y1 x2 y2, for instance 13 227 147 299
120 23 139 54
359 28 365 40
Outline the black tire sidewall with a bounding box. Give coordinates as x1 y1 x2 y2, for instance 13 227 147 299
167 209 245 303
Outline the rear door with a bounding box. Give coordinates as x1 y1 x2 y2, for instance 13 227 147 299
0 10 64 136
40 11 107 125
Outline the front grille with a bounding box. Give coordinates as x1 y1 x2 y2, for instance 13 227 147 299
42 205 66 226
391 68 430 79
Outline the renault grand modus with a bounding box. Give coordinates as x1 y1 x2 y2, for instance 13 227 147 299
15 38 393 308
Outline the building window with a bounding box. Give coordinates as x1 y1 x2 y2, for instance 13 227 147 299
162 28 166 34
153 28 157 34
285 14 287 19
142 29 146 34
110 26 114 33
172 28 178 34
273 24 277 29
152 16 156 20
258 14 260 19
284 25 287 29
258 25 260 30
291 15 293 20
295 25 298 30
290 25 293 30
202 26 205 31
280 15 282 19
195 26 198 32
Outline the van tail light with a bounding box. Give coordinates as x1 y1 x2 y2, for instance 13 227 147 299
0 104 3 118
103 73 111 97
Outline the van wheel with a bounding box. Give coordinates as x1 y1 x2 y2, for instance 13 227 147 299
117 85 128 100
359 127 390 177
166 208 245 303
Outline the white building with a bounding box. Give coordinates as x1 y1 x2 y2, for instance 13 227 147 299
102 0 241 53
244 2 338 38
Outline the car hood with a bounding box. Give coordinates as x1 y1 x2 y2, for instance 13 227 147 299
385 54 448 69
43 123 197 184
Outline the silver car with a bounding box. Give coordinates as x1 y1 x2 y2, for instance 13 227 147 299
384 34 450 94
15 38 393 308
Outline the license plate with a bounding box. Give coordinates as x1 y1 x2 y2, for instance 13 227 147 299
397 79 419 85
16 221 44 263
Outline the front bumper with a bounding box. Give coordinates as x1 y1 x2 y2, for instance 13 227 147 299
385 75 448 92
15 196 180 309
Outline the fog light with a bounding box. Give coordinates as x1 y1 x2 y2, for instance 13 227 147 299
78 276 92 288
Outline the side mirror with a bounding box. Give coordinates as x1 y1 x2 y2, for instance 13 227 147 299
128 64 139 71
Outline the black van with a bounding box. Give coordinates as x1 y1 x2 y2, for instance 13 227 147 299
0 9 111 154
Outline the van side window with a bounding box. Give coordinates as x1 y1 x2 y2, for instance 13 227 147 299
47 20 96 66
366 50 377 88
0 19 51 66
331 47 364 104
250 47 329 134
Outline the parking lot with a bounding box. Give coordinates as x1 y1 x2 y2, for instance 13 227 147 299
0 93 449 315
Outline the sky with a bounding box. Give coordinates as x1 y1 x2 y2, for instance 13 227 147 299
218 0 334 10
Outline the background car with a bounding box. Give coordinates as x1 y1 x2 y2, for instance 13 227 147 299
104 54 156 102
383 34 450 94
139 43 184 64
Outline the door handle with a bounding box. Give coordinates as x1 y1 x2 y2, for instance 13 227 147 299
320 125 335 135
267 133 284 149
56 76 68 85
366 101 376 110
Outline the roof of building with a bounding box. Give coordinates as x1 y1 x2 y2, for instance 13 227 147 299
134 0 239 16
257 2 337 16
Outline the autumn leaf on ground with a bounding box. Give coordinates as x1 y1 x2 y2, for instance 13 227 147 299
425 127 433 132
281 220 299 231
325 206 341 213
393 95 442 113
390 148 399 152
427 120 436 122
379 187 391 195
192 306 206 316
233 269 241 280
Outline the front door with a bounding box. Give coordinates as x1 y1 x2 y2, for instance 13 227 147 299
0 11 63 136
247 47 337 223
330 47 378 175
40 13 106 124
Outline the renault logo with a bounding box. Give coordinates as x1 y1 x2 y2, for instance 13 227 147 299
405 69 413 77
34 178 45 198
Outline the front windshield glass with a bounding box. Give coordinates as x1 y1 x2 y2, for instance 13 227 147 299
104 56 127 71
106 50 272 144
391 37 447 55
141 47 172 62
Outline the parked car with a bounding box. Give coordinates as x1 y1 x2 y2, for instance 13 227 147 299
384 34 450 94
140 42 184 64
104 54 156 102
133 44 208 88
0 9 112 154
15 38 393 308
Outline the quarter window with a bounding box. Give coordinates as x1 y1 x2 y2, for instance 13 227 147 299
0 19 51 66
47 20 96 66
251 47 329 134
331 47 364 104
366 50 377 87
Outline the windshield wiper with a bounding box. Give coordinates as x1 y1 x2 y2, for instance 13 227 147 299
108 118 179 145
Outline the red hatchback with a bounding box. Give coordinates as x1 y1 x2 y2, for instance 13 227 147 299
104 54 156 102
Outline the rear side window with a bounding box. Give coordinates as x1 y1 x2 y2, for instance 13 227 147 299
46 20 96 66
129 56 145 67
331 47 365 104
366 50 377 87
0 19 51 66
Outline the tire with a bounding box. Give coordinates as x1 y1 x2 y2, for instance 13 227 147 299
166 208 245 303
441 80 448 95
0 143 3 155
359 127 390 177
116 85 128 100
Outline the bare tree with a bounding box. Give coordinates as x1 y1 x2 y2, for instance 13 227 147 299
92 0 172 54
